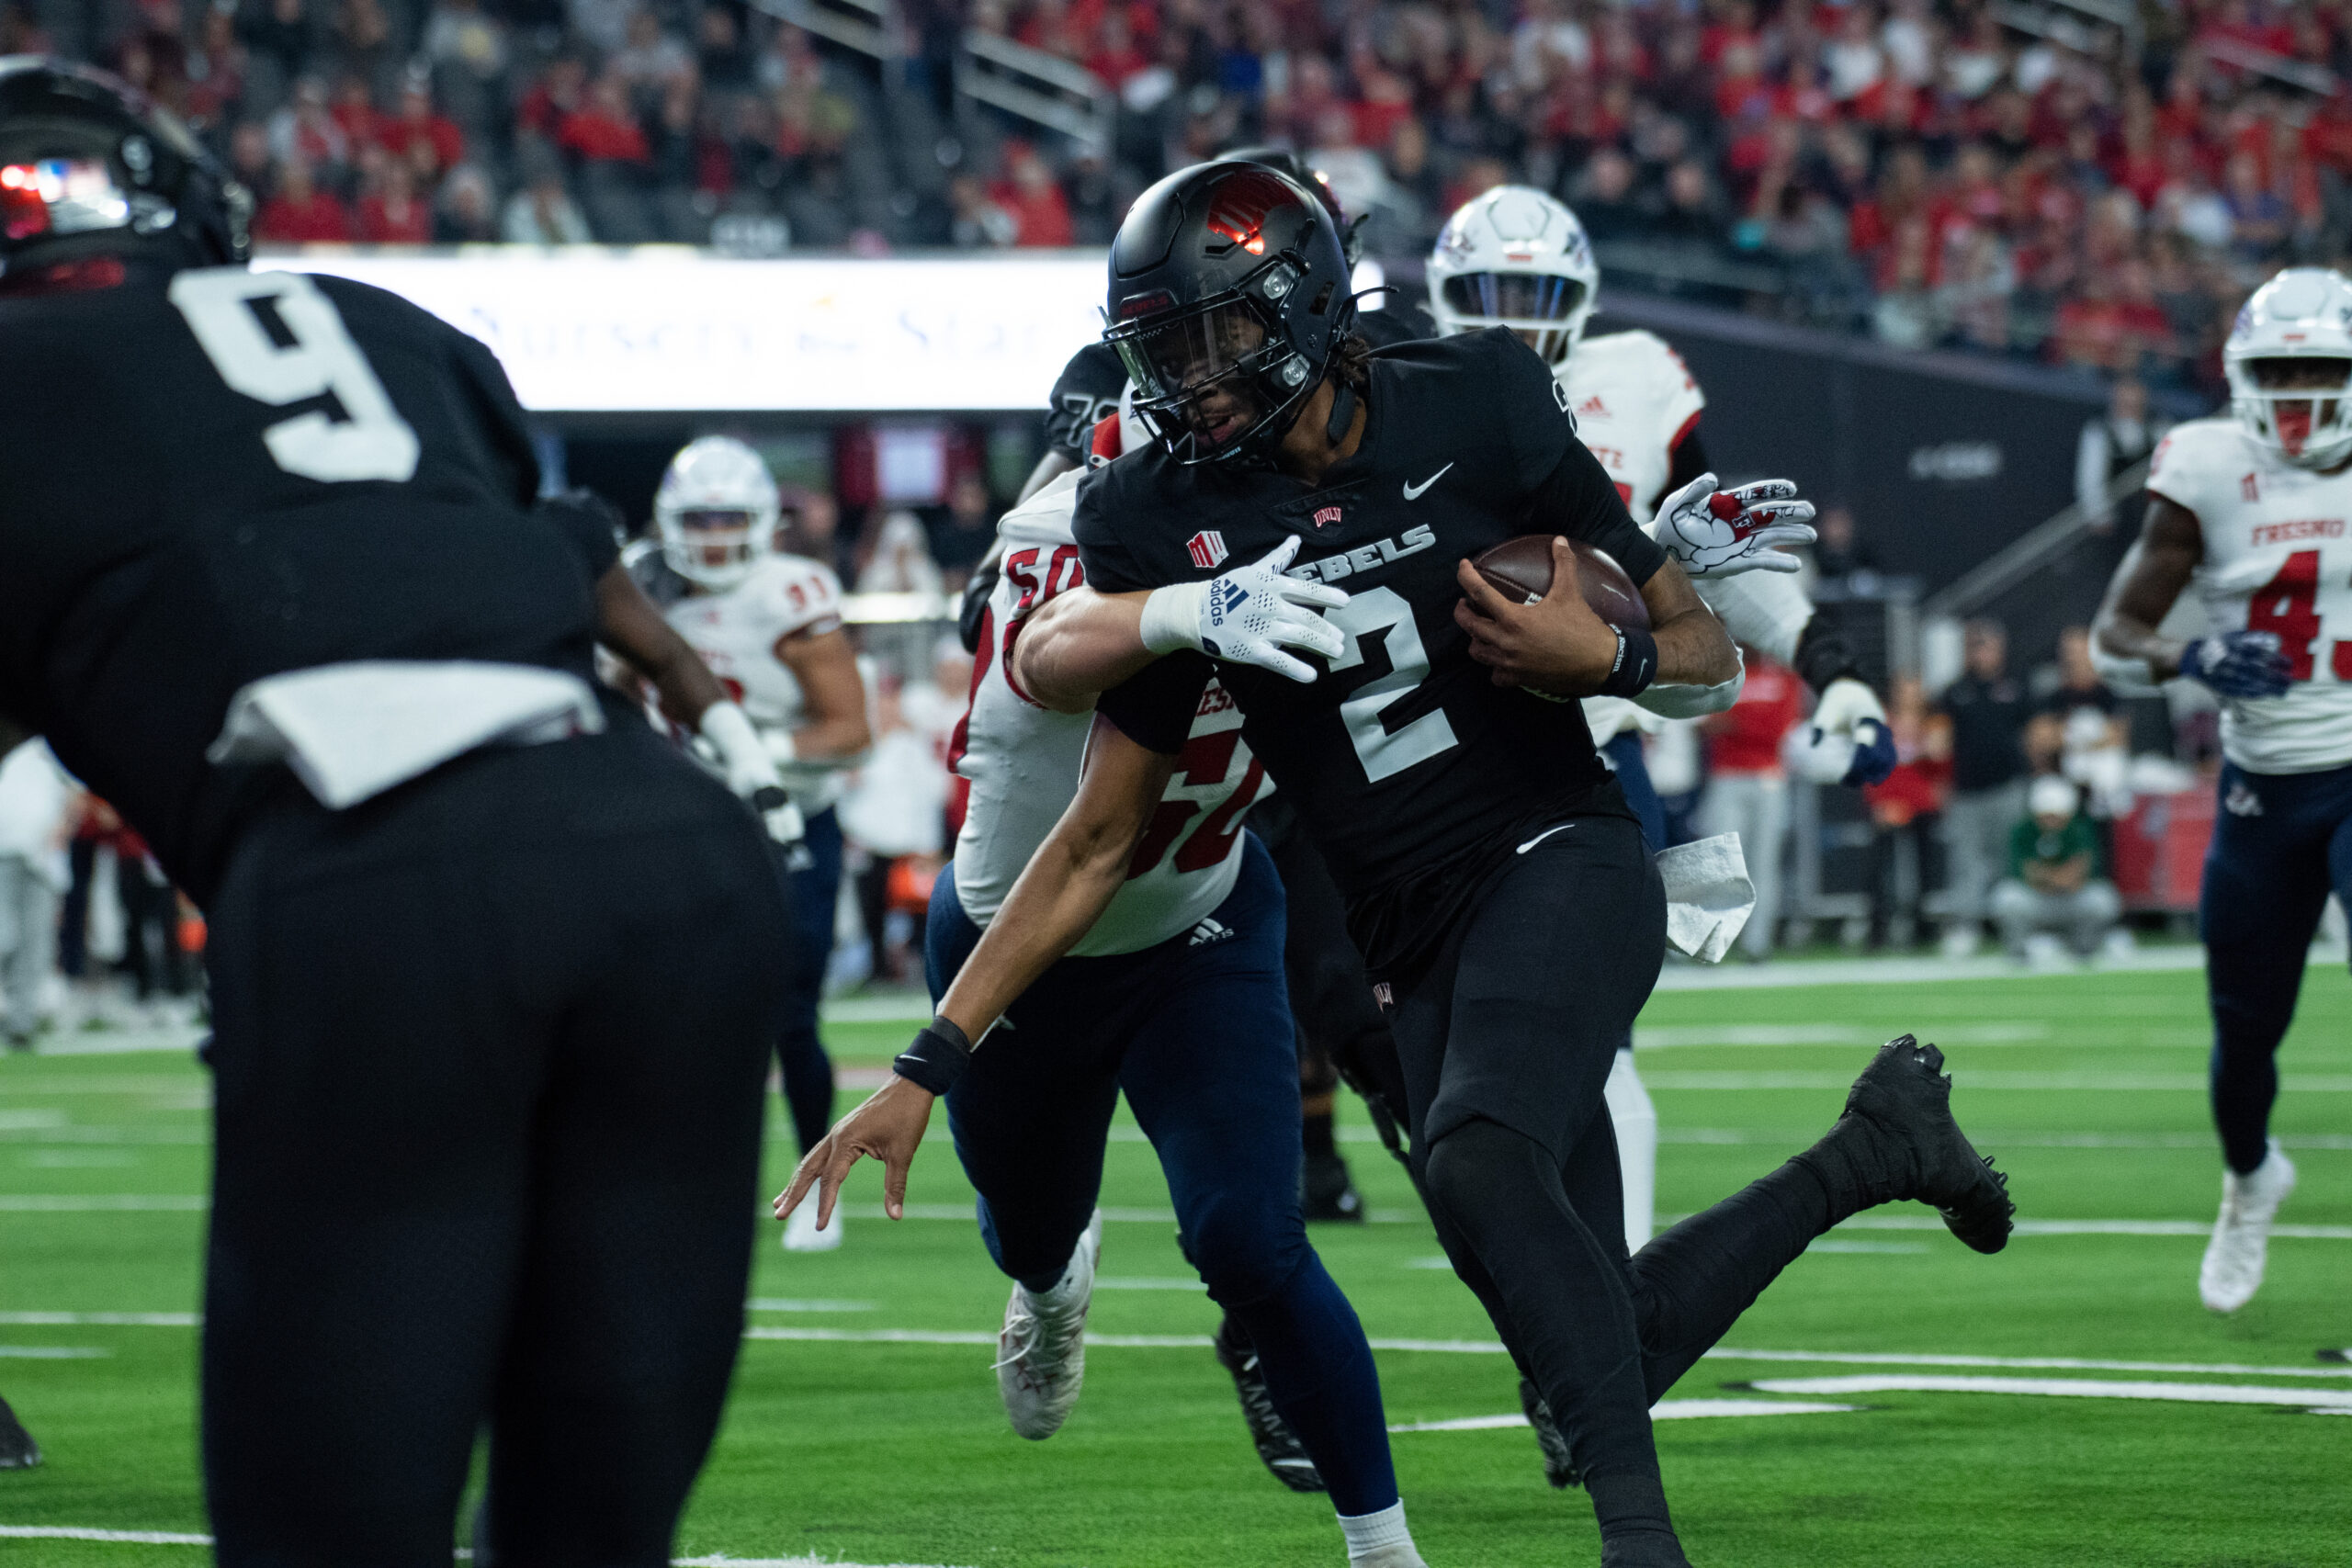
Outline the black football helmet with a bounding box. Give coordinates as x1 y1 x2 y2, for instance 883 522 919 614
1102 159 1356 466
1217 145 1367 266
0 56 250 275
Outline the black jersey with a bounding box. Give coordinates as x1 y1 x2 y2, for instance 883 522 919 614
1042 342 1128 464
1073 328 1668 978
0 264 617 903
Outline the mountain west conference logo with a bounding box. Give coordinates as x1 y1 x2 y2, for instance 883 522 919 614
1188 530 1229 569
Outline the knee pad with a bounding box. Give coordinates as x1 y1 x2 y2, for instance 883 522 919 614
1421 1117 1540 1238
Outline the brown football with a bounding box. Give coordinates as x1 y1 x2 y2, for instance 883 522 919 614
1471 536 1651 629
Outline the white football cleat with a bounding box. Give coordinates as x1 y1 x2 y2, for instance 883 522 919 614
783 1198 843 1252
996 1209 1101 1439
2199 1142 2296 1314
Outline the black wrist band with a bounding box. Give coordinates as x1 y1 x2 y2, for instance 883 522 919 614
893 1017 974 1095
1599 624 1658 698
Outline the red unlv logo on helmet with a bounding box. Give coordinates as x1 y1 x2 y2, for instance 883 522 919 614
1204 169 1297 258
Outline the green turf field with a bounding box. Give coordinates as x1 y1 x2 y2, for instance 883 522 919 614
1 962 2347 1567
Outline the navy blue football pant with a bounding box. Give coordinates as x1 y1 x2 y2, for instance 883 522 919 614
774 806 842 1156
1602 729 1668 854
2199 760 2352 1174
925 837 1398 1517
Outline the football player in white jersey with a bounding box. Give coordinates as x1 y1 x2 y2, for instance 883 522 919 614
2092 266 2347 1314
781 471 1439 1568
628 436 872 1251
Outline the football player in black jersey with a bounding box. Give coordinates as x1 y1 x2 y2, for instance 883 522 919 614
0 62 797 1565
805 162 2016 1568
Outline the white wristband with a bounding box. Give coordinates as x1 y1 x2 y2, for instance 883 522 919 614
762 728 798 766
1137 581 1206 656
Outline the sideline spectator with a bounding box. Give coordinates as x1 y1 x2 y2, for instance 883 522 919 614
501 159 593 243
1700 649 1807 961
1991 775 2125 963
356 158 432 243
0 739 74 1050
254 156 350 243
922 470 999 587
1937 619 2031 956
2076 377 2171 536
1864 674 1949 951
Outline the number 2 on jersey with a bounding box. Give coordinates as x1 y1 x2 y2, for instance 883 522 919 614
1327 588 1460 782
167 269 421 484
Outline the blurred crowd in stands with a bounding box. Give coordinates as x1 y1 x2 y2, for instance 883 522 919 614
17 0 2352 387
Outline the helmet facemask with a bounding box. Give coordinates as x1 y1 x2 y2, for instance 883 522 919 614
1433 269 1591 365
1108 274 1319 465
2232 354 2352 470
657 504 773 589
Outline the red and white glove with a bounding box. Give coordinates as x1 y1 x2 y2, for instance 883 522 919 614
1651 474 1817 578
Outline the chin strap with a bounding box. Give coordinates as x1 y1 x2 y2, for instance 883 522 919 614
1324 378 1358 444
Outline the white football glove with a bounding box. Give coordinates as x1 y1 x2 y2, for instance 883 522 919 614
701 700 806 845
1652 474 1817 577
1138 536 1348 683
1791 677 1896 786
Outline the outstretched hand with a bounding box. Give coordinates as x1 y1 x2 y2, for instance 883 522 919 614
775 1073 936 1228
1652 474 1816 577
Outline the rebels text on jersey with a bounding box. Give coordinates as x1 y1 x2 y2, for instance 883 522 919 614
1073 328 1667 976
2150 417 2352 773
951 472 1271 954
0 265 612 902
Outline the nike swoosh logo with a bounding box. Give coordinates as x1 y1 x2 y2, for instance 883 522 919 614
1403 463 1454 501
1516 823 1577 854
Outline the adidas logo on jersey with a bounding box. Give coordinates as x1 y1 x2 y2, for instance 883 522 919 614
1189 918 1236 946
1577 394 1610 418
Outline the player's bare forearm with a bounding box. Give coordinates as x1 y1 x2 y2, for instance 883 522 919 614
1643 557 1742 687
1012 587 1163 714
933 716 1176 1040
2095 497 2203 679
776 626 874 759
593 562 729 726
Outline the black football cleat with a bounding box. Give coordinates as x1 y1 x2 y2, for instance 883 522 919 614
0 1396 40 1469
1839 1035 2015 1253
1302 1150 1364 1223
1213 1314 1325 1493
1518 1378 1580 1489
2318 1347 2350 1364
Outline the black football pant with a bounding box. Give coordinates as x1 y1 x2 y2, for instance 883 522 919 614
1387 813 1836 1560
200 729 790 1568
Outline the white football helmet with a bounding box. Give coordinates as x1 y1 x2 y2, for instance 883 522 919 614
2225 267 2352 471
655 435 779 589
1427 186 1600 366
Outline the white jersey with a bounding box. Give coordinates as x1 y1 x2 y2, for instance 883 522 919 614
1555 329 1705 524
627 543 854 810
950 470 1270 956
2148 415 2352 773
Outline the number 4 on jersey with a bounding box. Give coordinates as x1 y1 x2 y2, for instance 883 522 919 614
2245 548 2350 681
168 269 421 484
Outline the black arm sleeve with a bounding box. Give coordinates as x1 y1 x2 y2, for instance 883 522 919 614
1666 430 1710 495
1791 613 1864 694
1522 438 1672 586
1093 650 1214 756
536 489 626 581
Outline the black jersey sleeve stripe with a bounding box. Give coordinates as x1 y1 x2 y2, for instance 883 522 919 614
1093 650 1214 756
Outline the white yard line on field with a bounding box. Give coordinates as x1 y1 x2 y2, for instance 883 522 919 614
1641 1070 2352 1090
0 1346 105 1358
10 1311 2348 1387
1390 1399 1860 1432
0 1529 970 1566
1742 1373 2352 1409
